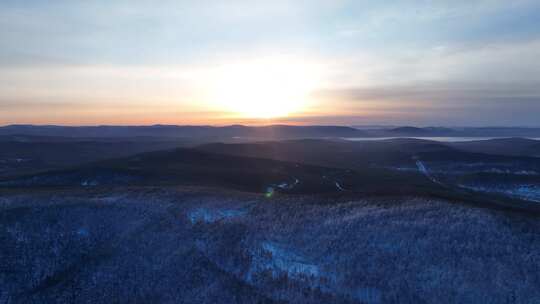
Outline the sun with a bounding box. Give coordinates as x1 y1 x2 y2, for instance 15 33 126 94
208 57 319 119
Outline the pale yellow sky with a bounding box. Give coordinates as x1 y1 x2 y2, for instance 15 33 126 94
2 1 540 126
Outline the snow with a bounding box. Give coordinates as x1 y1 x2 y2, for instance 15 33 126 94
459 184 540 202
415 160 442 185
81 180 99 187
484 168 538 175
0 158 31 163
76 228 89 237
353 287 382 304
513 185 540 202
416 160 428 175
273 177 300 190
256 241 320 278
515 170 538 175
188 208 246 224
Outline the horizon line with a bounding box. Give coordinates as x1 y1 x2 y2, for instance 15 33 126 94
2 124 540 129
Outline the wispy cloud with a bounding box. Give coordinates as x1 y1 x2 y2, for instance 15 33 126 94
1 1 539 125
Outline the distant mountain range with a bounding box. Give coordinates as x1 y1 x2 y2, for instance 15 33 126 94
379 126 540 137
1 124 540 139
0 124 364 139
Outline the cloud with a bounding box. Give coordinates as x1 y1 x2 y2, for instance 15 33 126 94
1 1 539 126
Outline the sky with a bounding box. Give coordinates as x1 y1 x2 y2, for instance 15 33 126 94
1 0 539 126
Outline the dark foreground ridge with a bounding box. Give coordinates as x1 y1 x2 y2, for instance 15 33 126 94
2 187 540 303
3 138 540 212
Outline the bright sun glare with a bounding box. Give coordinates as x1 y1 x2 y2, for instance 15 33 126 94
209 57 319 119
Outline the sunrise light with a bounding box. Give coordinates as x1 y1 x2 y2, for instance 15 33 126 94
207 57 320 119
